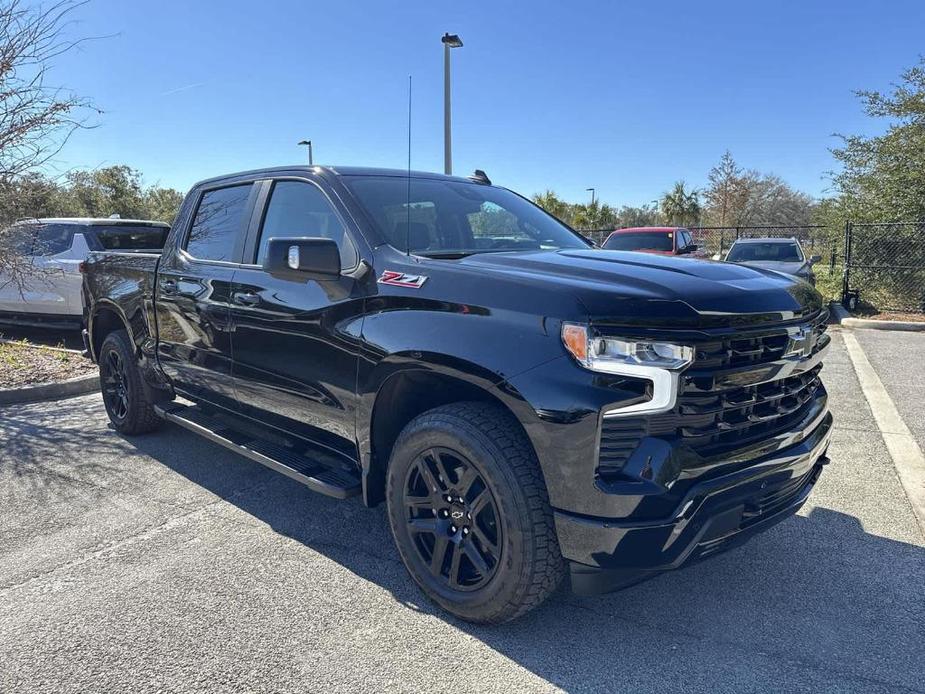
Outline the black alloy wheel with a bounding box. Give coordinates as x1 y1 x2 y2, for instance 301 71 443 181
97 329 164 435
386 402 565 624
403 447 502 591
101 346 129 421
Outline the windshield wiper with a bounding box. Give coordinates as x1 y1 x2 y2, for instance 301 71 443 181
414 250 479 259
414 249 520 259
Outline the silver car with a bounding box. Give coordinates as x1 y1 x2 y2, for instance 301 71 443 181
719 237 822 285
0 218 169 329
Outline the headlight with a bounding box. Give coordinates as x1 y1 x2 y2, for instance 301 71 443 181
561 323 693 373
561 323 694 417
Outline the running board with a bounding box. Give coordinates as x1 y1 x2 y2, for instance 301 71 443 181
154 403 361 499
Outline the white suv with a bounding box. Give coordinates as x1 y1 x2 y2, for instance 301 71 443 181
0 218 169 329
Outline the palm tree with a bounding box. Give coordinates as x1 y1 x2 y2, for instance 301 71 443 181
660 181 702 226
571 199 617 230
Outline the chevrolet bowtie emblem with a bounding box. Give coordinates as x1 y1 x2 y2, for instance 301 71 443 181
787 326 814 357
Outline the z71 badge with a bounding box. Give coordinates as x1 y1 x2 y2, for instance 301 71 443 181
378 270 428 288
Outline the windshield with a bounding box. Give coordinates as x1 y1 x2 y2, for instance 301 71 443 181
727 241 803 263
603 231 674 252
343 176 589 256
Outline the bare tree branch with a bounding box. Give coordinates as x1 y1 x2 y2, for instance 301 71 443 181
0 0 97 296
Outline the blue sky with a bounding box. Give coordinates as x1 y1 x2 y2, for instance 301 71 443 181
46 0 924 206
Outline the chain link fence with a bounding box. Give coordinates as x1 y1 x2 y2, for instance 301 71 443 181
575 223 925 312
843 222 925 313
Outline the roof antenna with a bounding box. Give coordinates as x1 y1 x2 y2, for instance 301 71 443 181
406 74 412 257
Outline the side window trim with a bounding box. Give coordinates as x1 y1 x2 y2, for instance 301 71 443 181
180 181 260 266
240 179 273 266
247 176 359 271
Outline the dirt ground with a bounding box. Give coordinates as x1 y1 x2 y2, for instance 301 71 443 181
854 310 925 322
0 340 96 389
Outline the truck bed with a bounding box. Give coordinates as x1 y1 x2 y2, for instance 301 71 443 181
82 250 161 353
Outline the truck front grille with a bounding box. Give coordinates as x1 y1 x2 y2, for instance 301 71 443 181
596 315 829 482
649 365 824 456
691 316 827 370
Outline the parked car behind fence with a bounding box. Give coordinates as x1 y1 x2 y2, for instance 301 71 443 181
719 237 821 285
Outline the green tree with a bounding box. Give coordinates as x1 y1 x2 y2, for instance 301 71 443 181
57 165 182 223
0 172 69 223
531 190 571 223
144 186 185 224
826 57 925 222
616 204 659 227
571 199 617 230
63 165 146 219
0 166 183 225
660 181 701 226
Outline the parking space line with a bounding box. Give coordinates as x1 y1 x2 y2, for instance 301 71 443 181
842 331 925 537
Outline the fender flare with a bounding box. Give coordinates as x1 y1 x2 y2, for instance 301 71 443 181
356 352 540 506
87 299 135 362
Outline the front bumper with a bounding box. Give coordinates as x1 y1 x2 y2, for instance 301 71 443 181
557 410 833 595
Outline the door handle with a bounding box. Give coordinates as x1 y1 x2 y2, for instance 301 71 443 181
233 291 260 307
161 279 178 295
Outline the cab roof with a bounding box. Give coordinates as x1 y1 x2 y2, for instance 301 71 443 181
611 226 686 234
733 237 799 244
193 165 481 188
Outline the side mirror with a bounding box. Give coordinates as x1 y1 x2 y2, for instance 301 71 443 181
809 254 822 265
262 237 340 278
712 253 722 261
688 244 699 253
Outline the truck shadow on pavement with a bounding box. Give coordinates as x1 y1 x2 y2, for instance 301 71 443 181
123 424 925 693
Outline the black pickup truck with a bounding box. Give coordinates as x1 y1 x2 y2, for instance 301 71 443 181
83 165 832 623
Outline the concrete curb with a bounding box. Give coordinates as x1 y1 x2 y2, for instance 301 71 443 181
829 301 925 332
0 372 100 406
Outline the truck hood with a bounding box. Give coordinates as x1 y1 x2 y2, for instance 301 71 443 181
459 249 823 327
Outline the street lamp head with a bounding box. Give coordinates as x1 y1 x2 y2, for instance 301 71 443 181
297 140 311 146
442 33 463 48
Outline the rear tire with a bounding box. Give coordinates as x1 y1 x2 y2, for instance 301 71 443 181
386 402 564 624
98 329 162 435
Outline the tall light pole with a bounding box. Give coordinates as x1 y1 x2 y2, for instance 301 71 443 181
298 139 313 166
442 32 463 175
586 188 596 205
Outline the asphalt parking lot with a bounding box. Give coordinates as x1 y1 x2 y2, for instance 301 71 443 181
1 329 924 694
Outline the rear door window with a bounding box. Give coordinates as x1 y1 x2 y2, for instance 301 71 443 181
31 224 75 256
93 225 169 250
185 184 253 262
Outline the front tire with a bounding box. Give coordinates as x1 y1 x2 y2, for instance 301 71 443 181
98 329 163 435
386 402 564 624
